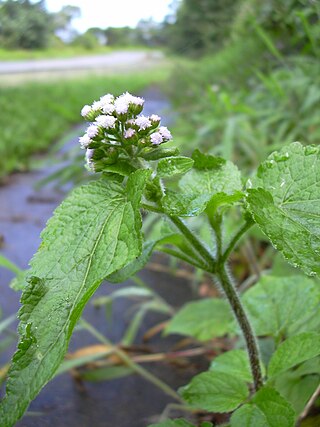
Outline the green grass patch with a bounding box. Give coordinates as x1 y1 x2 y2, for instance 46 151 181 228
0 46 156 61
0 68 170 178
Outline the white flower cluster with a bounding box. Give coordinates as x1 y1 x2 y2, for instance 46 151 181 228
79 92 172 171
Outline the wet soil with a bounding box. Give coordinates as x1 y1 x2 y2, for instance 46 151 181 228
0 89 202 427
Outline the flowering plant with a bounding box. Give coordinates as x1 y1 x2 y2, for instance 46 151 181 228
79 92 172 172
1 93 320 427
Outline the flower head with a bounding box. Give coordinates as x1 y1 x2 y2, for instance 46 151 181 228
79 134 91 149
150 132 163 145
135 115 151 130
79 91 173 171
96 115 117 129
125 128 136 139
86 124 99 138
159 126 172 141
81 105 92 118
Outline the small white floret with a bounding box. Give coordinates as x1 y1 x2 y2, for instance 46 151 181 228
150 114 161 122
159 126 172 141
86 124 99 138
81 105 92 117
92 100 103 111
79 134 91 149
96 115 117 129
124 128 136 139
150 132 163 145
135 115 151 130
100 94 114 104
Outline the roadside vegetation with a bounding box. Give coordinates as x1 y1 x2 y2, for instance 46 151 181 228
0 69 169 179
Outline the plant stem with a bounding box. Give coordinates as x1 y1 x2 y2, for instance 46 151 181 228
217 265 263 391
169 216 217 272
221 220 254 263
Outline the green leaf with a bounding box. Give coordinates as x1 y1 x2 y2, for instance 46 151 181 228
149 419 195 427
268 332 320 377
157 156 194 178
230 404 269 426
102 159 137 176
272 371 319 414
142 147 180 161
165 298 235 341
242 275 320 338
231 387 295 427
0 170 150 427
191 149 226 170
107 241 156 283
162 152 242 216
246 142 320 276
210 349 253 383
180 371 249 413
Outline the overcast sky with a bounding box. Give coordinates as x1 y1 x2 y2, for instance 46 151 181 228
45 0 173 32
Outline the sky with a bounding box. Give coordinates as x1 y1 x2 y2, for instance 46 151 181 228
45 0 174 33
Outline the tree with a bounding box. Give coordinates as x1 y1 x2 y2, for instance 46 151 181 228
0 0 52 49
163 0 241 56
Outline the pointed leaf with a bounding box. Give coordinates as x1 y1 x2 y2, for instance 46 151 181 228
268 332 320 377
180 371 249 413
231 404 269 427
242 275 320 338
165 298 235 341
231 387 295 427
0 170 149 427
210 349 253 383
157 156 194 178
162 152 241 216
246 142 320 276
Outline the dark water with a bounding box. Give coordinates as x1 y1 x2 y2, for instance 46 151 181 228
0 90 201 427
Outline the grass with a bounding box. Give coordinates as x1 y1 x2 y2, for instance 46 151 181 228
0 67 170 179
0 45 155 61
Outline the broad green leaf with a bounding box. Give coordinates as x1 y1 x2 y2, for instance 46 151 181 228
191 149 226 170
157 156 194 178
107 241 156 283
102 159 137 176
268 332 320 377
242 275 320 338
149 419 195 427
246 142 320 276
162 151 242 216
231 387 295 427
230 404 269 426
272 371 319 414
180 371 249 412
165 298 235 341
0 170 150 427
210 349 253 383
252 387 295 427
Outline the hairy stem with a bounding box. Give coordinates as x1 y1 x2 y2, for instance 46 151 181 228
217 265 263 391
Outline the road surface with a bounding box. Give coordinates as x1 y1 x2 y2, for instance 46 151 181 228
0 50 165 84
